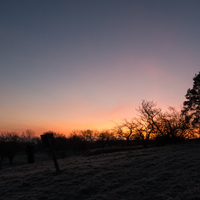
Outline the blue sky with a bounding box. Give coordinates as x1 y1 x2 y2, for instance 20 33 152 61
0 0 200 135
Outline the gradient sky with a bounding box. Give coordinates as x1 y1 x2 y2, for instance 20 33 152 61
1 0 200 136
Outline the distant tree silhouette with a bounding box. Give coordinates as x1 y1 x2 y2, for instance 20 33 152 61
135 100 163 147
113 119 135 146
53 132 68 157
161 107 181 138
182 72 200 134
21 129 36 163
155 107 191 145
0 132 21 169
134 119 151 148
21 129 35 143
81 129 96 145
69 131 87 154
96 130 112 148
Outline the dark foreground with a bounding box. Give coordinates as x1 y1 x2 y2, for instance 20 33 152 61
1 143 200 200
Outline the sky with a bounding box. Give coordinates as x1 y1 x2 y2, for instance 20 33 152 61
1 0 200 136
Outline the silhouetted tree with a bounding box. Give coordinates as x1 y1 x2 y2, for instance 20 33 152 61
157 107 190 144
21 129 36 163
134 119 151 148
69 131 87 154
96 130 112 148
21 129 35 142
81 129 96 143
161 107 181 138
0 132 21 169
135 100 163 147
182 72 200 134
113 119 135 146
53 133 68 157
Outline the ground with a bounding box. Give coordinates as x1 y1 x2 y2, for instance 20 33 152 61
1 143 200 200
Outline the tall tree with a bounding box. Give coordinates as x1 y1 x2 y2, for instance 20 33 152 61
182 72 200 132
135 100 163 147
137 100 163 136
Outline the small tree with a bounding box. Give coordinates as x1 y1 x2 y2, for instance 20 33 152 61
134 119 153 148
81 129 96 143
96 130 112 148
21 129 35 143
182 72 200 134
158 107 191 144
113 119 135 146
0 132 21 169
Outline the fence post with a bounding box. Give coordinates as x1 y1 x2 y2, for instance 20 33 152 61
41 133 60 172
27 143 35 163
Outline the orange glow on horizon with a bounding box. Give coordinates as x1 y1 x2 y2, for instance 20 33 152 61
0 101 184 137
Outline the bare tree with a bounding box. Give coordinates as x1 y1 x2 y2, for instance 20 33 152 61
135 100 163 147
159 107 193 142
134 119 152 148
0 132 21 169
96 130 112 148
21 129 35 143
21 129 37 163
81 129 96 143
69 131 87 154
113 119 136 146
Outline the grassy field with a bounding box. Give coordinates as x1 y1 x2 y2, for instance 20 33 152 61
1 143 200 200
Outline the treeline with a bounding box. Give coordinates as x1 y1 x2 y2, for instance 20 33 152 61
0 100 194 170
113 100 193 148
113 71 200 147
49 99 195 156
0 129 122 169
0 72 200 169
0 130 41 169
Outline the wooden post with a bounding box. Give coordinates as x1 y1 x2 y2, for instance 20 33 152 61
27 143 35 163
41 133 60 172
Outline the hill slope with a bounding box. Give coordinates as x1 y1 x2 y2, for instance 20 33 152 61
1 143 200 200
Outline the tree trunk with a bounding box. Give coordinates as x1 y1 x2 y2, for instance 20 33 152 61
126 137 129 146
